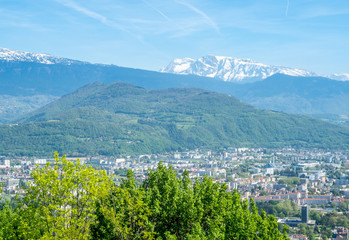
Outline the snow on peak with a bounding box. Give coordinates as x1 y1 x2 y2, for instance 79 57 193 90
0 47 82 65
325 73 349 81
160 55 316 83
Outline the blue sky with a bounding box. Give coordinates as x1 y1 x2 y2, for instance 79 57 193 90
0 0 348 74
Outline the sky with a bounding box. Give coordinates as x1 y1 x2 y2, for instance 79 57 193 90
0 0 348 74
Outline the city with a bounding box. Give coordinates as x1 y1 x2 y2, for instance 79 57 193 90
1 147 349 239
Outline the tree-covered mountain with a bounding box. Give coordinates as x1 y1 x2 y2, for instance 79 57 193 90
1 82 348 156
1 48 349 125
0 56 229 123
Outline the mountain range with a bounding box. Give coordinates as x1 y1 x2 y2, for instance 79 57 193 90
0 47 84 65
0 47 348 126
160 55 349 83
1 81 348 156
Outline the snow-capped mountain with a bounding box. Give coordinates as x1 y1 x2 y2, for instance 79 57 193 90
326 73 349 81
160 55 349 82
0 47 83 65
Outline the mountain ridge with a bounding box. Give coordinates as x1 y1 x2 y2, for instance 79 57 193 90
1 81 348 156
0 47 349 125
1 47 348 83
0 47 87 65
228 74 349 116
160 55 349 83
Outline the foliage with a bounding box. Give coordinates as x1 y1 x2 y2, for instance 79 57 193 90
0 202 21 240
1 82 349 157
278 177 301 186
298 224 316 240
28 152 112 239
0 152 112 239
256 200 300 218
92 162 289 240
91 170 155 240
2 59 349 125
0 156 289 239
313 211 349 229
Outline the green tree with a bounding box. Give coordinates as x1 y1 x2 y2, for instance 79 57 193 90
91 170 155 239
1 158 289 240
25 152 112 239
0 198 43 240
0 202 19 240
142 162 289 240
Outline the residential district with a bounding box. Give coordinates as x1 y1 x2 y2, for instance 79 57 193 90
1 147 349 240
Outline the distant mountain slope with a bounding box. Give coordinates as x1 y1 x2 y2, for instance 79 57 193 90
0 50 229 122
1 47 349 124
1 82 348 156
229 74 349 116
0 57 229 97
160 55 349 83
0 95 58 123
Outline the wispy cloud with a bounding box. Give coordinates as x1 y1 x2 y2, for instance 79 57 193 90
55 0 158 48
141 0 171 22
174 0 220 34
55 0 126 31
0 8 51 32
285 0 290 17
141 0 192 37
298 8 349 19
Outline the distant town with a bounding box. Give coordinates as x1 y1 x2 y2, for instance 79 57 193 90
1 147 349 240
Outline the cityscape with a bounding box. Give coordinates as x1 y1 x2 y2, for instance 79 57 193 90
1 0 349 239
1 147 349 239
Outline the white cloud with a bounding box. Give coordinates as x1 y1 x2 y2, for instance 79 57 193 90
285 0 290 17
142 0 171 22
174 0 220 34
55 0 126 31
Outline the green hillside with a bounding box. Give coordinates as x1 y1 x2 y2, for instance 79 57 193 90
1 82 349 156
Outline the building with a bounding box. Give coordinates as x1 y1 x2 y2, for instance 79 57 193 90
300 198 328 206
34 159 47 165
0 159 10 168
332 227 349 240
342 189 349 198
288 235 309 240
301 206 308 223
277 205 315 227
6 178 20 191
336 175 349 186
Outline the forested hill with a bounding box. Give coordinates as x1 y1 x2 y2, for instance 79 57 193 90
1 58 349 124
1 82 349 156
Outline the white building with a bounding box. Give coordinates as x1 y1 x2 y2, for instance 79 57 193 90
34 159 47 165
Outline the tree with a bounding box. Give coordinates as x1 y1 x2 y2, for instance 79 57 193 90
0 182 2 199
142 162 288 240
0 197 43 240
0 202 18 240
1 158 289 240
25 152 112 239
91 170 155 240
